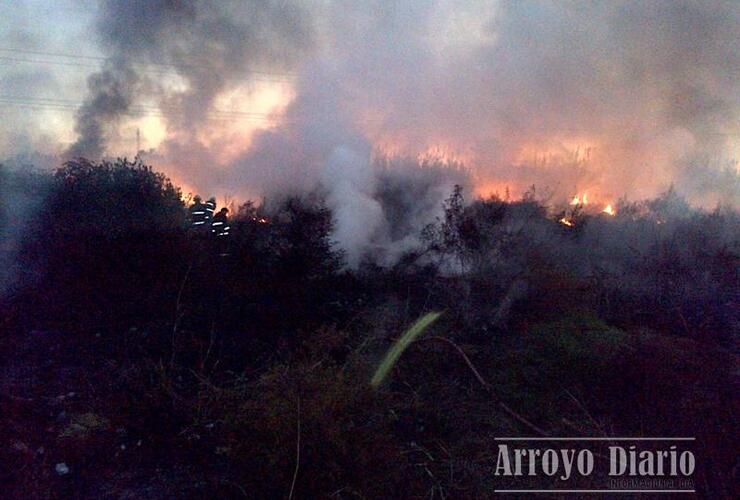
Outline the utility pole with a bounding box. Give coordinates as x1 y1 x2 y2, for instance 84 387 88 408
136 128 141 156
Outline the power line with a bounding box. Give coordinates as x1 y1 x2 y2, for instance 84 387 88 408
3 96 739 136
0 56 104 70
0 56 293 83
0 96 392 126
0 95 283 118
3 99 739 137
0 47 296 76
0 47 296 82
0 100 282 124
0 95 388 125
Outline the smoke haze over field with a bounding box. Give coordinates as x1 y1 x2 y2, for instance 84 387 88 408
1 0 739 262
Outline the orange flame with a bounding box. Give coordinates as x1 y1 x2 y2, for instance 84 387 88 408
570 192 589 206
559 217 574 227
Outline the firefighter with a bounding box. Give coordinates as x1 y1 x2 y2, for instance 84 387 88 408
211 207 231 238
188 195 210 229
211 207 231 257
205 197 216 221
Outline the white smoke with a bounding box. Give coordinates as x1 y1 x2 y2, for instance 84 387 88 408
321 147 384 267
3 0 740 265
317 147 470 267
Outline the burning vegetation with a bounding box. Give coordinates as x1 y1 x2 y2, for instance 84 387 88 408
0 158 737 497
1 0 739 496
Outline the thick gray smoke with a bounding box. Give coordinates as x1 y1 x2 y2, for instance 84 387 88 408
42 1 740 264
468 0 740 202
320 151 470 267
67 62 138 160
220 0 739 264
225 58 471 266
297 0 739 202
66 0 314 173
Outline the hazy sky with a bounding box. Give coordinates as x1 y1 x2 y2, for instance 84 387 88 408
1 0 738 206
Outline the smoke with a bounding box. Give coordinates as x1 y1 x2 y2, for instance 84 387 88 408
9 0 739 264
466 0 740 200
0 162 50 296
321 147 383 267
66 0 314 169
319 150 470 267
67 62 138 160
296 0 740 203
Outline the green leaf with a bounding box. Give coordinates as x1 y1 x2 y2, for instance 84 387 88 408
371 311 443 388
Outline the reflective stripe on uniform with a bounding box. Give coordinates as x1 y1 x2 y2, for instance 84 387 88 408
212 221 223 226
193 221 206 225
192 211 205 215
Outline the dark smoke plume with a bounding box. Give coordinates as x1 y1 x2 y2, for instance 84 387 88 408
66 0 314 161
66 62 138 160
53 0 740 264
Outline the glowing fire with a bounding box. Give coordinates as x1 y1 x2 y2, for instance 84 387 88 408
568 191 616 216
559 217 574 227
570 192 589 205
